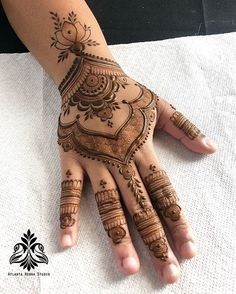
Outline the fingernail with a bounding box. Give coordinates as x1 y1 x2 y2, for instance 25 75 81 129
203 137 217 149
122 256 139 272
61 234 73 247
162 264 180 283
181 241 196 258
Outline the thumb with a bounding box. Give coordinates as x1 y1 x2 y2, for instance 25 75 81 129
155 98 217 154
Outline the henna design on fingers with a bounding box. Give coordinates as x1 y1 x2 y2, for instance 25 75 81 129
170 111 200 140
66 169 72 178
95 188 127 244
144 165 181 221
119 165 146 208
133 207 168 261
50 11 100 63
100 179 107 189
60 179 81 229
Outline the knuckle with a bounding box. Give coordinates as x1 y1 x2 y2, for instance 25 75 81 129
171 220 190 238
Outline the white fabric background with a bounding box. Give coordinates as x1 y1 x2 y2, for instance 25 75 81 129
0 32 236 294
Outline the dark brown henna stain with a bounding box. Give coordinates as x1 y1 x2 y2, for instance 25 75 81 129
57 61 157 165
58 55 126 125
100 179 107 189
144 165 181 221
95 188 126 244
169 104 176 110
60 179 81 229
51 11 159 208
66 169 72 178
119 165 146 208
133 207 168 261
170 111 200 140
50 11 99 63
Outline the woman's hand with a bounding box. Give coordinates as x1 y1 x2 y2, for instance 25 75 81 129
1 1 217 284
57 52 217 283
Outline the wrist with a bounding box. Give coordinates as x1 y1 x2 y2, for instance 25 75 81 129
59 53 126 111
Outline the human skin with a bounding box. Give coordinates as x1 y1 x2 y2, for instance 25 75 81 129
2 0 217 284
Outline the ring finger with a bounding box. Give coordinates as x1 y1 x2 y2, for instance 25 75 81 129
135 147 197 259
109 162 181 284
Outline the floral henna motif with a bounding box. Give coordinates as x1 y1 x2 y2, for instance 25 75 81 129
95 188 126 244
144 165 181 221
170 111 200 140
50 11 99 63
133 207 168 261
60 179 81 229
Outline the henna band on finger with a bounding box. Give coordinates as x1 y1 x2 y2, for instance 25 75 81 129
144 165 181 221
60 179 82 229
133 207 168 261
95 188 127 244
170 111 200 140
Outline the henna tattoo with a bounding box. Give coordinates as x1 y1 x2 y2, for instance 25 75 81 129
58 55 126 125
119 165 146 208
51 12 160 209
100 179 107 189
66 169 72 178
144 165 181 221
57 58 158 165
133 207 168 261
169 104 176 110
95 188 126 244
170 111 200 140
60 179 81 229
50 11 100 63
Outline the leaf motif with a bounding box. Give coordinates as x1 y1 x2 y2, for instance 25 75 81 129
30 237 37 245
21 237 28 245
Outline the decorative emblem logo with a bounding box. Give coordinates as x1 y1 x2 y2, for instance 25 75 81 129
9 229 48 271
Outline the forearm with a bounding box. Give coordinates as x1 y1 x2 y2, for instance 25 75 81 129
1 0 114 85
